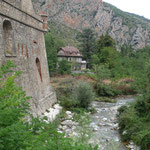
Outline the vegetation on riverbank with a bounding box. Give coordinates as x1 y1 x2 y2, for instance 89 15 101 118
118 65 150 150
0 62 98 150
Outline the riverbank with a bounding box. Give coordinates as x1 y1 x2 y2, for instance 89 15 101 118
52 97 137 150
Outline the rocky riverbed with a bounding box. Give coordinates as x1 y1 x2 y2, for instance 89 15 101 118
89 97 138 150
56 97 139 150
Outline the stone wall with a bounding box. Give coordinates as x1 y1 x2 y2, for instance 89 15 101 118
0 0 56 116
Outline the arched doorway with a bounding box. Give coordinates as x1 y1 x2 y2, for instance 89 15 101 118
36 58 42 82
3 20 16 56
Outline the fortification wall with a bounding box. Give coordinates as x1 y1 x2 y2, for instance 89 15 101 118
0 0 56 116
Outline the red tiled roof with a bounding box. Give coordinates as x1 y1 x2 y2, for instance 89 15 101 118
58 46 83 57
39 11 48 16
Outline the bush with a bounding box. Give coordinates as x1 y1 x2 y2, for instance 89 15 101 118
95 97 116 103
59 96 77 109
72 82 95 108
95 83 120 97
58 59 71 75
118 94 150 150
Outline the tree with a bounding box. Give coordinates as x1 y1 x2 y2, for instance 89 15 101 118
96 34 115 51
45 33 64 76
120 44 134 57
58 59 71 75
99 47 119 69
77 28 96 68
93 64 111 83
92 35 119 68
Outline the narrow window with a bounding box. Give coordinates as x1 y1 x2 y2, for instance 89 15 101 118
3 20 16 56
36 58 42 82
25 45 29 58
17 43 20 56
22 44 24 55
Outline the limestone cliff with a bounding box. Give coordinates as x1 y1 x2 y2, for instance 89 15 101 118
33 0 150 49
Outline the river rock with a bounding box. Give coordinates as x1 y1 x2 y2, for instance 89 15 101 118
102 118 108 121
66 111 72 115
62 125 68 131
122 130 127 135
61 120 74 127
127 141 140 150
93 127 99 131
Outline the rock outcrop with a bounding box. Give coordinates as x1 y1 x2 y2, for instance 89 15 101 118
33 0 150 50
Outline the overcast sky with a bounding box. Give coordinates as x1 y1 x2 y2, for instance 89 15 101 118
103 0 150 19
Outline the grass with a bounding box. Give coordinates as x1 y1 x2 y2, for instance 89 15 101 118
95 97 116 103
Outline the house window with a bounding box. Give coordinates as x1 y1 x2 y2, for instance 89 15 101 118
3 20 16 56
69 57 71 61
36 58 42 82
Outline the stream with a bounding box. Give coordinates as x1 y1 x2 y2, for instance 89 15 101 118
56 97 136 149
89 97 135 150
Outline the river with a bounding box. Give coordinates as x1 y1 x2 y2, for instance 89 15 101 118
89 97 135 150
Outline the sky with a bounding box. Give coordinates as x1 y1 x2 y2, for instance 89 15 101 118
103 0 150 19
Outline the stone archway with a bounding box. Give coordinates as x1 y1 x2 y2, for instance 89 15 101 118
36 58 42 82
3 20 16 56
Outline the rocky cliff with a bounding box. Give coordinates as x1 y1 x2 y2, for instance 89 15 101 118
33 0 150 50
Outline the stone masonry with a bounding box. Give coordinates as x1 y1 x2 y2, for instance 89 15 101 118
0 0 56 116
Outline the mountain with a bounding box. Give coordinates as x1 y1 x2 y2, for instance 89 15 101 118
32 0 150 50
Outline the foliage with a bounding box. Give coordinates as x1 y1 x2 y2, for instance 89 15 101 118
94 64 111 82
48 21 80 47
120 44 134 57
72 82 95 108
58 59 71 75
77 28 96 68
45 32 64 76
55 77 95 109
96 35 116 50
73 111 94 145
95 83 120 97
95 97 116 103
0 61 30 149
92 35 119 69
0 62 98 150
118 64 150 150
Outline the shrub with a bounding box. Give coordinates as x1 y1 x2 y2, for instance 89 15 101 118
72 82 95 108
95 97 116 103
118 94 150 150
58 59 71 75
95 83 120 97
0 61 31 150
59 96 77 109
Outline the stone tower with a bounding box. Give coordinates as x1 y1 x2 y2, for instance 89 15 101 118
0 0 56 116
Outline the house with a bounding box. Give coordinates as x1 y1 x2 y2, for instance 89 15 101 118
57 46 86 70
0 0 56 116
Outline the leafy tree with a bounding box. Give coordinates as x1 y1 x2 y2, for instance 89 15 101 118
91 35 119 68
120 44 134 57
93 65 111 83
58 59 71 75
99 47 119 69
77 28 96 68
96 34 115 51
45 33 64 76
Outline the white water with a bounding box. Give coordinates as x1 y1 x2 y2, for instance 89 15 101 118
89 97 135 150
